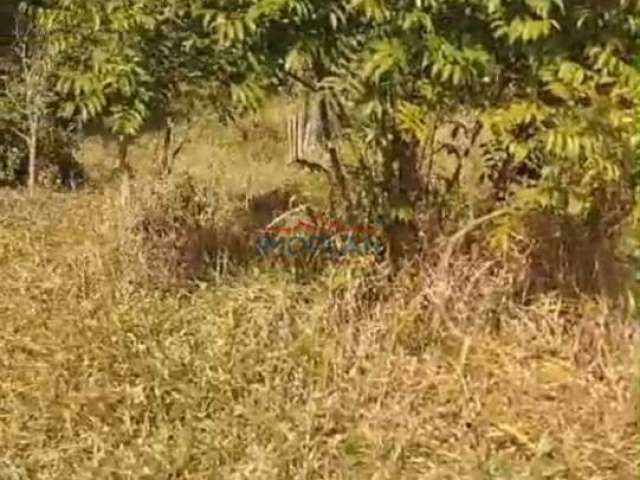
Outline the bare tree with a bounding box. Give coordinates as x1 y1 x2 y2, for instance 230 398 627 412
1 6 53 191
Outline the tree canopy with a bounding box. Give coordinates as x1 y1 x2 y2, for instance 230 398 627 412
1 0 639 235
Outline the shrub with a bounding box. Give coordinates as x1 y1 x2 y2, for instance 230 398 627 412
0 118 86 189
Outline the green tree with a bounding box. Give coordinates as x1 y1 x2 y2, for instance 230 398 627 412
37 0 157 172
216 0 639 260
0 3 55 190
18 0 640 274
36 0 268 174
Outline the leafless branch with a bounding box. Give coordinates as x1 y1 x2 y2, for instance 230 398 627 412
285 71 319 93
9 126 29 142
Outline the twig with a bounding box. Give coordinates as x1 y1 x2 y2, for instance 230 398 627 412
438 208 510 274
263 205 308 231
285 71 319 93
9 126 29 143
291 157 332 176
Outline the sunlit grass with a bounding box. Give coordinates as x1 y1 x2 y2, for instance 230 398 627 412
0 107 637 479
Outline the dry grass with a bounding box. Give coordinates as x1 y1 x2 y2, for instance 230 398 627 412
0 110 638 479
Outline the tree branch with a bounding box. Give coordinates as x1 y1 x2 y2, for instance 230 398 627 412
438 208 510 274
9 126 30 143
285 71 319 93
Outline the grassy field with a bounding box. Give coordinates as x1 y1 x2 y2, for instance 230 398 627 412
0 110 638 479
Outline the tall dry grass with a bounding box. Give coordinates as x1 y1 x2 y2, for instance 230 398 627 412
0 178 637 479
0 101 638 479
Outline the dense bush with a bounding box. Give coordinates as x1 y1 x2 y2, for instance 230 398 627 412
0 119 85 188
0 0 638 297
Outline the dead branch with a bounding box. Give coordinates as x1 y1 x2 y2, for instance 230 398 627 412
438 208 510 274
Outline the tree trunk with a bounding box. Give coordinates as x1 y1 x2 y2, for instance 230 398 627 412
383 131 423 268
160 117 174 176
117 135 133 177
396 134 423 205
27 117 37 192
317 96 351 215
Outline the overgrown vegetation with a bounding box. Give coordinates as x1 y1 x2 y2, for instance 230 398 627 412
0 0 639 478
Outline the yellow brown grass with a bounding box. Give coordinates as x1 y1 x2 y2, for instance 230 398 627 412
0 184 637 479
0 105 638 479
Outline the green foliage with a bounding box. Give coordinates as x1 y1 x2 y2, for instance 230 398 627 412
0 133 21 183
1 0 638 275
35 0 269 140
34 1 151 136
229 0 638 230
0 119 83 188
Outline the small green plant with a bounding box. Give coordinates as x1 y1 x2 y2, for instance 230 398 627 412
0 132 21 183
